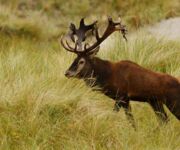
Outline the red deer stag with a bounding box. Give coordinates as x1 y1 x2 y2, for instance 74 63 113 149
60 17 180 126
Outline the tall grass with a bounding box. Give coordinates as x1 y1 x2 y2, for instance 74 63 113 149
0 5 61 40
0 33 180 149
0 1 180 149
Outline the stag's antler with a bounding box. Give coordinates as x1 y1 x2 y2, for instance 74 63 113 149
69 18 97 43
61 18 97 53
61 17 127 54
60 36 78 53
84 16 127 54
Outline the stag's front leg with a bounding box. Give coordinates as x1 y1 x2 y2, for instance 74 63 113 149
149 99 169 123
123 103 136 129
113 96 126 112
114 97 136 129
123 102 136 129
113 100 122 111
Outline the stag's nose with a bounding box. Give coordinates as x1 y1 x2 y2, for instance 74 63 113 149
65 71 72 78
65 71 69 77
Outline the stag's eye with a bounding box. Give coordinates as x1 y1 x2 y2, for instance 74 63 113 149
79 60 85 65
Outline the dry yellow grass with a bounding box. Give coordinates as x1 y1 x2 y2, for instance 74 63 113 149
0 1 180 149
0 33 180 149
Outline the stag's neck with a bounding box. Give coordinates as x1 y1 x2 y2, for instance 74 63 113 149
85 57 112 87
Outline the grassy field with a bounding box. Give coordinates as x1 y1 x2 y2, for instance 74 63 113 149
0 1 180 150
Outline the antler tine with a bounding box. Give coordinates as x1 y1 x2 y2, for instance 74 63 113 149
94 25 100 41
117 16 127 41
86 20 98 31
120 25 127 41
68 23 77 43
60 36 73 52
107 16 128 41
84 17 127 53
66 40 75 50
84 43 88 50
60 36 79 53
74 42 78 51
65 18 98 53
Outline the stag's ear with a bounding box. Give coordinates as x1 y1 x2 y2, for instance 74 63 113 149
88 46 100 58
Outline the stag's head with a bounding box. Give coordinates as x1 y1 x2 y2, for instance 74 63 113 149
61 17 127 78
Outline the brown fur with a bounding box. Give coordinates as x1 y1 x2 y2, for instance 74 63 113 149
88 57 180 122
65 56 180 125
177 77 180 83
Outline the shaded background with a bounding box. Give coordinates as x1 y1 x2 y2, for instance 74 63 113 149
0 0 180 40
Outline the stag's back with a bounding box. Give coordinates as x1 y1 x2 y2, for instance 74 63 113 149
112 60 179 97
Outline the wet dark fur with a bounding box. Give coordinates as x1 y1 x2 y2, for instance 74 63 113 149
83 57 180 122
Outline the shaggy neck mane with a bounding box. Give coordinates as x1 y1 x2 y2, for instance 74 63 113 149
85 57 112 87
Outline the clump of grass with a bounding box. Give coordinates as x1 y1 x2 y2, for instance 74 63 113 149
0 6 60 40
0 31 180 149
